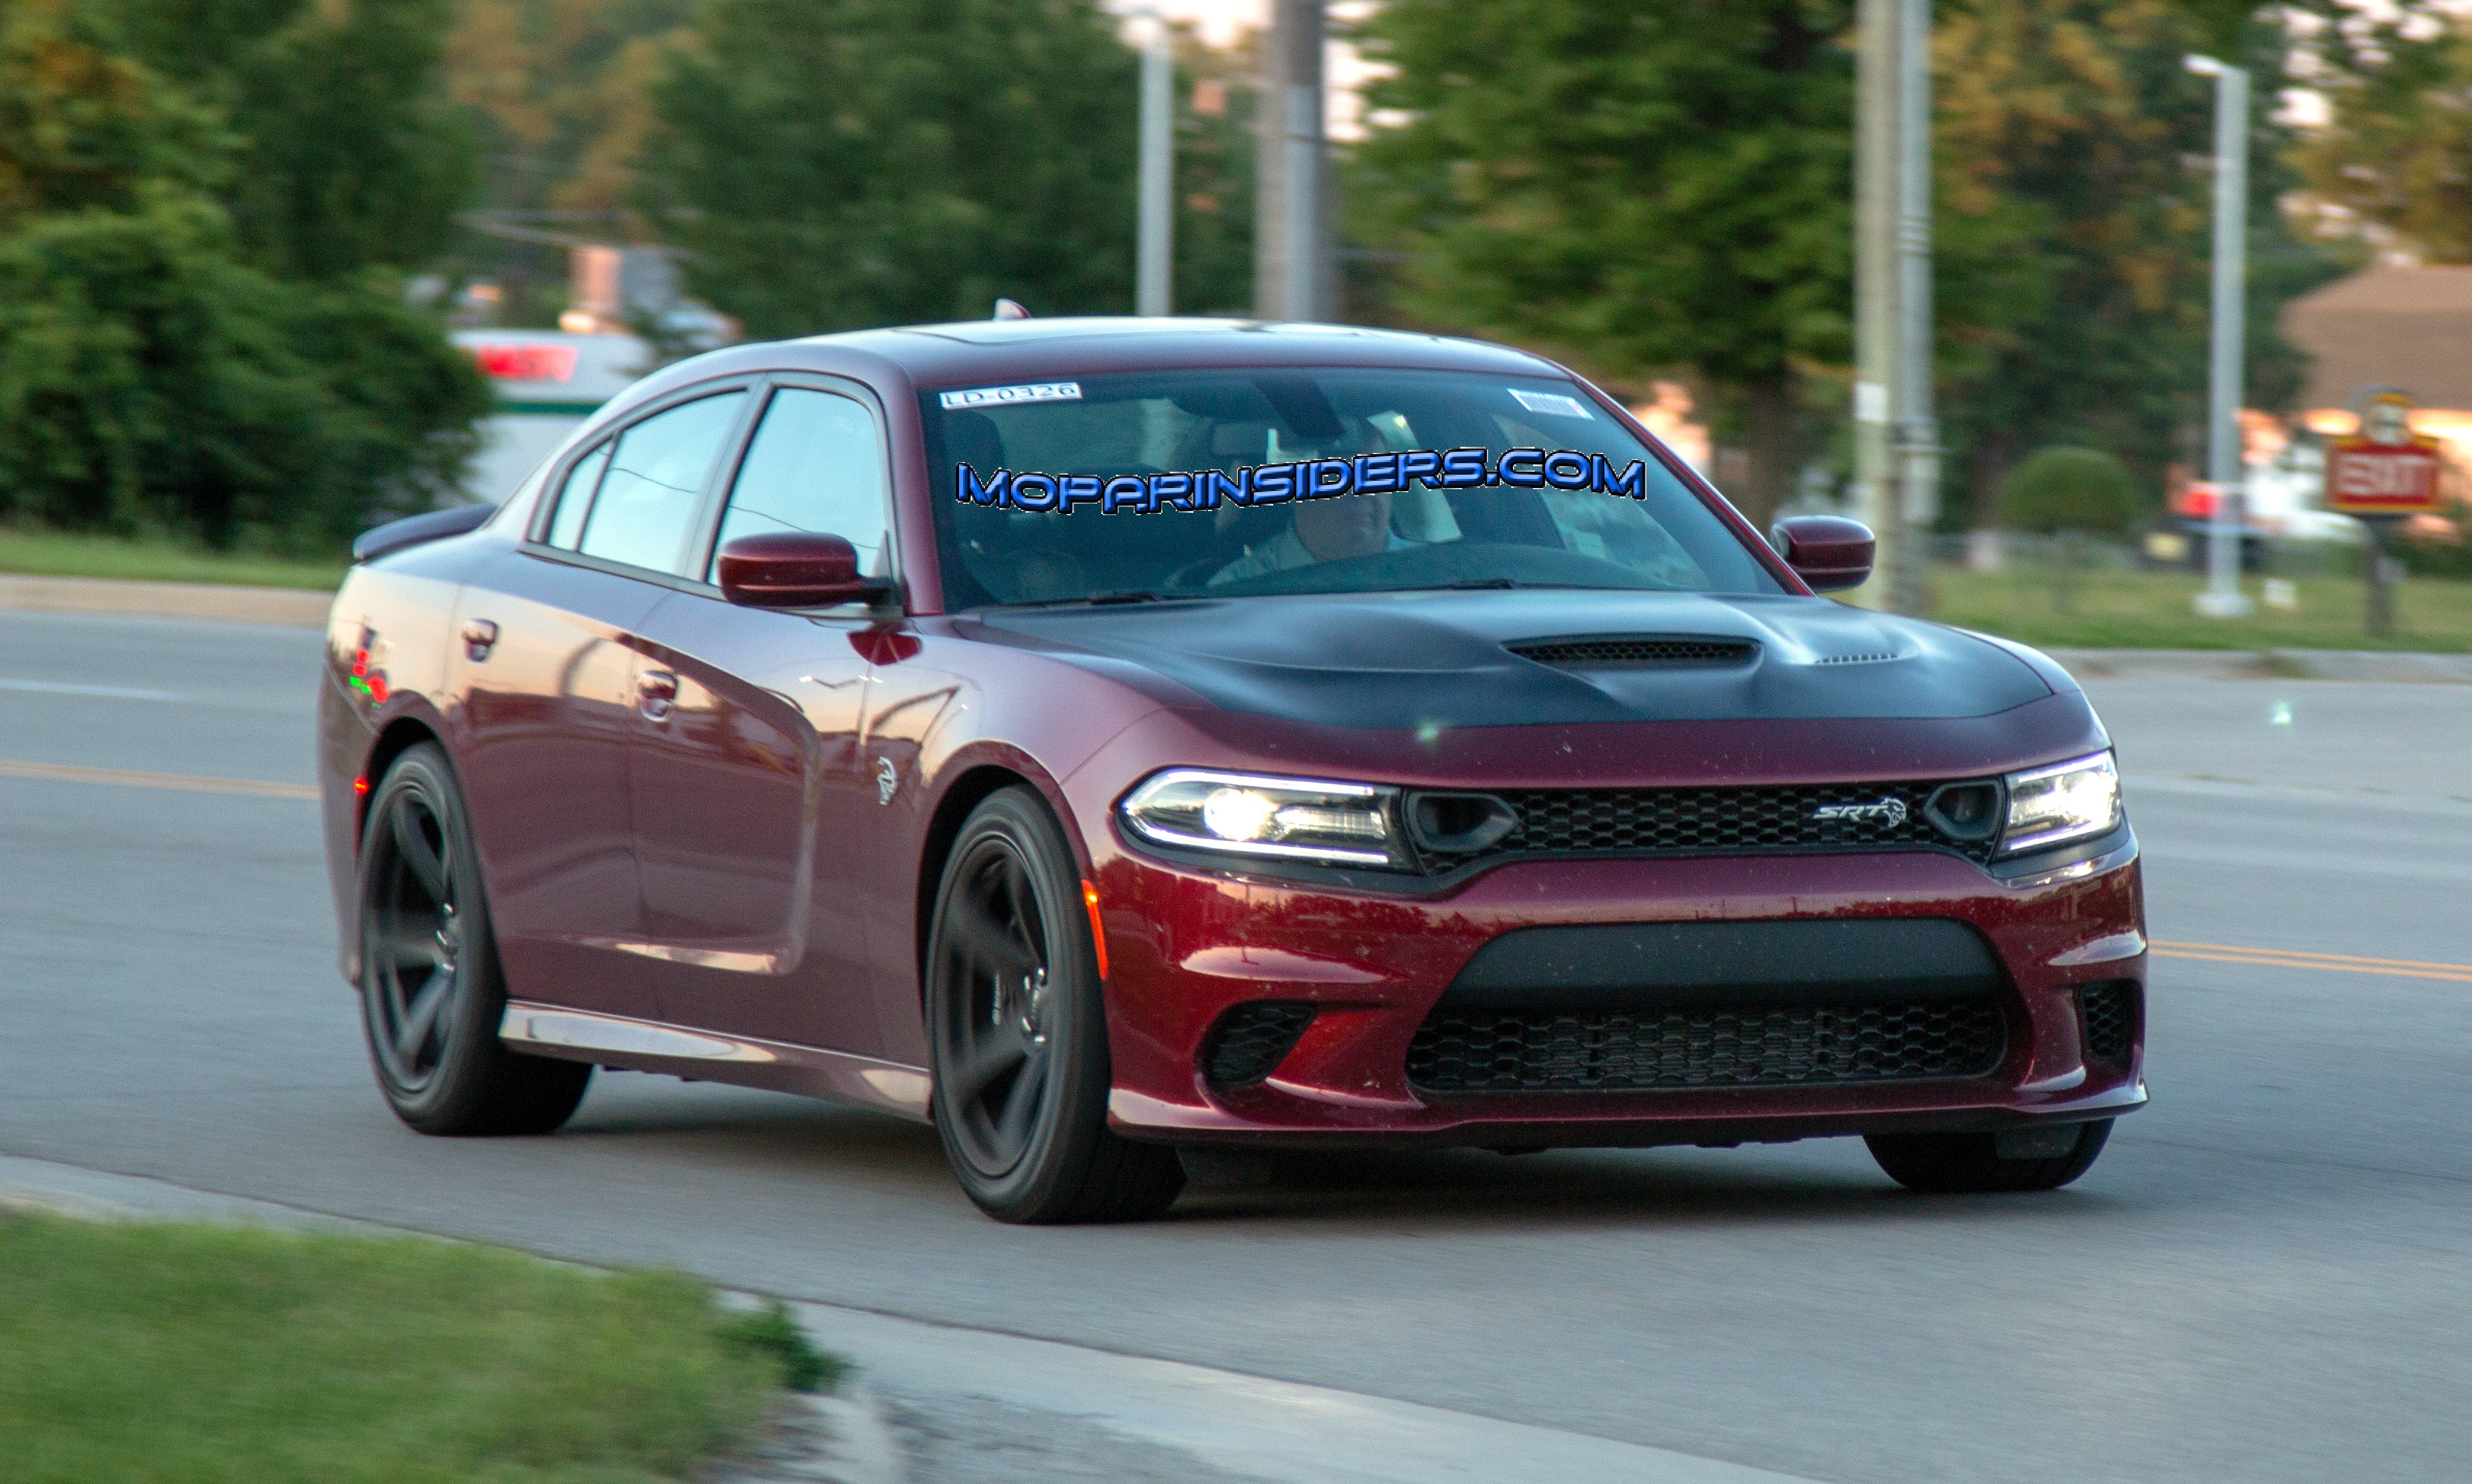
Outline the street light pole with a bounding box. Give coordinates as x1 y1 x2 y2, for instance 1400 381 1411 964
1135 13 1173 317
2186 54 2253 618
1853 0 1935 615
1890 0 1939 617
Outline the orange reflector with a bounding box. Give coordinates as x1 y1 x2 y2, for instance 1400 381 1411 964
352 776 369 797
1081 879 1109 980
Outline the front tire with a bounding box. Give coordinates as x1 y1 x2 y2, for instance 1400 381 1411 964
1865 1120 2112 1193
358 743 590 1136
925 788 1184 1224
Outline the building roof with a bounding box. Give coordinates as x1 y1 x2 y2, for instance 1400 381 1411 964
2281 265 2472 413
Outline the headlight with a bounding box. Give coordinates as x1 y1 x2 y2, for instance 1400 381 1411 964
1119 769 1406 868
2000 751 2121 856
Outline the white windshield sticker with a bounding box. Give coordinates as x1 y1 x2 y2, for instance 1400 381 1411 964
1509 389 1593 419
939 381 1083 410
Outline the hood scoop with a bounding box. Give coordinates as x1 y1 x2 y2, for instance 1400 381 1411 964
1507 635 1758 670
1811 648 1913 666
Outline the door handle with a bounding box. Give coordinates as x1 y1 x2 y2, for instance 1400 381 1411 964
636 668 678 722
461 619 498 661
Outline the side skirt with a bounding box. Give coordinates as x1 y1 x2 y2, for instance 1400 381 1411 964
499 1001 932 1123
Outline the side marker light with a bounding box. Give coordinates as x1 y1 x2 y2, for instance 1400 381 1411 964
1081 879 1109 980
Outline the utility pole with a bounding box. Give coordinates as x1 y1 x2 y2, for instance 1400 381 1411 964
2186 54 2253 617
1254 0 1327 322
1135 13 1173 317
1853 0 1937 615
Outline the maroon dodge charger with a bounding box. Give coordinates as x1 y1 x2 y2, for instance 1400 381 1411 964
318 317 2145 1222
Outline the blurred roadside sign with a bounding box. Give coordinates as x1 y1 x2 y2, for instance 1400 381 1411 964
2326 390 2444 516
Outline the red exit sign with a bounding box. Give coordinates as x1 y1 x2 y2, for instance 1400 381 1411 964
2326 437 2444 516
469 343 578 383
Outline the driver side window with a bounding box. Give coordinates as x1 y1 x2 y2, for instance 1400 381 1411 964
710 388 892 579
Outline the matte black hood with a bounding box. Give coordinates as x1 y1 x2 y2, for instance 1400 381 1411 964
970 590 2055 729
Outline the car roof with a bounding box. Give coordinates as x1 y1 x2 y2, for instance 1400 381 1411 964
756 317 1566 390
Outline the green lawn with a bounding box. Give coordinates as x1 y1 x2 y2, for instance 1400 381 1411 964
1927 564 2472 653
0 527 346 590
0 1209 837 1484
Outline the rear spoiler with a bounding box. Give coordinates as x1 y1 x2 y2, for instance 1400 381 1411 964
352 503 498 564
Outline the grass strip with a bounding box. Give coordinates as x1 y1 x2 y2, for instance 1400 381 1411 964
1928 566 2472 653
0 528 346 591
0 1208 839 1484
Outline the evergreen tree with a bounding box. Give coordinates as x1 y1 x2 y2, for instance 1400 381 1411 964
636 0 1146 334
1350 0 1856 529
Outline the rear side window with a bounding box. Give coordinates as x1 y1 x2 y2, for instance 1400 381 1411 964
577 391 748 574
543 441 611 549
709 388 892 579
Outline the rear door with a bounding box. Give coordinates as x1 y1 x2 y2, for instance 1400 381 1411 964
625 379 894 1053
448 383 754 1021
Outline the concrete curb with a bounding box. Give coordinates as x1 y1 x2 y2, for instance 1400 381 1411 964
0 573 329 628
0 1152 1819 1484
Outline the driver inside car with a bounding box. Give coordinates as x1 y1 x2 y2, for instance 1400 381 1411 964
1207 485 1412 585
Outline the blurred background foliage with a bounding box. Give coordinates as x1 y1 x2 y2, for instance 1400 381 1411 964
1999 447 2142 535
0 0 486 550
0 0 2464 559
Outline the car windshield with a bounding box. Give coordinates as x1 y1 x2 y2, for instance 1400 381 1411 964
919 367 1781 608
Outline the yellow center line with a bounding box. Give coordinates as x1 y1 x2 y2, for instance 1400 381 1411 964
0 759 318 801
2151 942 2472 985
2151 939 2472 974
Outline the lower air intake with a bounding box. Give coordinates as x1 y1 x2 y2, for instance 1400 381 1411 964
2077 981 2138 1067
1201 1003 1317 1089
1406 998 2008 1093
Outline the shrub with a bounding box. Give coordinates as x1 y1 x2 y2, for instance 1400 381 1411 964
1999 446 2141 535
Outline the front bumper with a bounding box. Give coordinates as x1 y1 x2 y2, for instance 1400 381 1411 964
1090 834 2146 1148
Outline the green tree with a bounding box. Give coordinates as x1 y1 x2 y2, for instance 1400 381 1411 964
1931 0 2338 529
2286 2 2472 263
0 0 486 547
96 0 476 282
638 0 1144 335
1349 0 1855 527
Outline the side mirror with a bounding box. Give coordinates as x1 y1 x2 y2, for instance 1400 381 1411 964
716 532 895 610
1769 516 1876 593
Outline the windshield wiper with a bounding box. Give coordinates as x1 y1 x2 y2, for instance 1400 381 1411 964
992 590 1169 610
1440 578 1520 590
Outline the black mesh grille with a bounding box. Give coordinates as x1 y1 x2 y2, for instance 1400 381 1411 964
1201 1003 1317 1088
1406 998 2008 1093
1507 635 1756 668
2077 981 2138 1066
1419 782 1996 870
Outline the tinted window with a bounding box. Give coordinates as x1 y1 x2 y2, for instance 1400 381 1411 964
544 441 611 549
710 388 892 579
578 391 747 573
918 368 1779 608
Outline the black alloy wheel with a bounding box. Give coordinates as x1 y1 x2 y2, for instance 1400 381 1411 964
1865 1118 2113 1193
358 744 591 1135
926 788 1184 1223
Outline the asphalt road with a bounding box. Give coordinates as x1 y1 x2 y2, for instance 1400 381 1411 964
4 608 2470 1484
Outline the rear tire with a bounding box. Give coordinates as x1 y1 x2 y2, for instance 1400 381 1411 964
925 787 1184 1224
357 743 591 1136
1866 1120 2112 1193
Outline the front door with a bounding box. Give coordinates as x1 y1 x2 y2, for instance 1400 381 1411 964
626 381 895 1053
